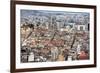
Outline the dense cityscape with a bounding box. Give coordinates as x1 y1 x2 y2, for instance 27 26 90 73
20 10 90 63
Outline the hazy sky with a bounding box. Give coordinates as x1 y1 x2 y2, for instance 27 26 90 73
21 9 89 18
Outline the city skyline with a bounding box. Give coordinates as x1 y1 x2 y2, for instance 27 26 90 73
21 10 90 26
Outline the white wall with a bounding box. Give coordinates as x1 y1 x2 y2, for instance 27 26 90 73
0 0 100 73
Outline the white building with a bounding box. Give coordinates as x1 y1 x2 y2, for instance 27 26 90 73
75 24 86 31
